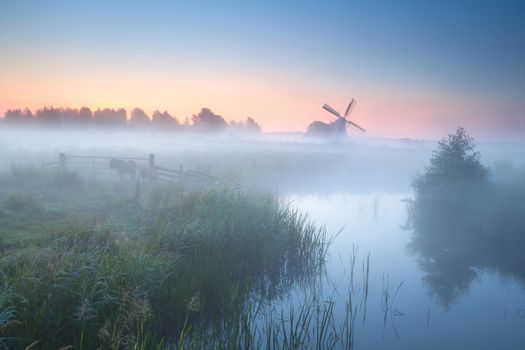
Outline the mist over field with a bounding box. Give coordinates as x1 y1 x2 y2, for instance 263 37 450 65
2 0 525 348
2 125 525 349
1 126 524 192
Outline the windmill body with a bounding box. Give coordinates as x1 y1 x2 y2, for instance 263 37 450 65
333 117 348 137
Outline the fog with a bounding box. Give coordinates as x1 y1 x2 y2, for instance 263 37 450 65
1 126 524 192
2 125 525 349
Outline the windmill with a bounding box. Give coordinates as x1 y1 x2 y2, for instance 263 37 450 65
322 98 365 137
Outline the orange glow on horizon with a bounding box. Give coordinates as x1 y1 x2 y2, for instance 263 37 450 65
0 74 520 141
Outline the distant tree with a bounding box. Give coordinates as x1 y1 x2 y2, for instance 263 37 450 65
228 117 262 134
3 108 33 125
191 108 227 133
130 108 150 128
151 110 180 130
93 108 127 127
61 108 81 127
36 107 62 126
306 121 333 137
244 117 261 133
116 108 127 126
79 107 93 124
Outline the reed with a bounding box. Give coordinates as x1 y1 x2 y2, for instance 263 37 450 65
0 170 330 349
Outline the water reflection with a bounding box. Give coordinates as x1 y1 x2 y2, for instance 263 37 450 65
409 199 525 308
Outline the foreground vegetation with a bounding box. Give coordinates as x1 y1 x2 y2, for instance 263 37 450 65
0 168 335 349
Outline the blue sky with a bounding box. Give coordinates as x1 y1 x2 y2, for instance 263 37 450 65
1 0 524 140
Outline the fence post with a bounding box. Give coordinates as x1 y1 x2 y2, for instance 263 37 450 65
59 152 67 170
149 153 156 180
149 153 155 168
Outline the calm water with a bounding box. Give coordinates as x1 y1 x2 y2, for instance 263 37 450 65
290 192 525 350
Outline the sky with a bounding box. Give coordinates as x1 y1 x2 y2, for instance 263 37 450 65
0 0 524 141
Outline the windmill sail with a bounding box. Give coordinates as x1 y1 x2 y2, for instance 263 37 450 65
345 119 366 132
322 104 341 118
344 99 356 118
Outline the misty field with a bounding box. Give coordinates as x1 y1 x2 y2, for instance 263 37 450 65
1 128 525 349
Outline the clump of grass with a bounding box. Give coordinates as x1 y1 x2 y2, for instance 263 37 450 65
0 279 16 348
4 192 41 212
51 170 82 189
8 165 40 186
0 186 329 349
176 293 357 350
172 250 375 350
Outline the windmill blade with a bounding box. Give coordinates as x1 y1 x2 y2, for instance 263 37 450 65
345 119 366 132
344 99 356 118
322 104 341 118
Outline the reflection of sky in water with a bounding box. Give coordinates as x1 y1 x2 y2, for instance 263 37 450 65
290 192 525 349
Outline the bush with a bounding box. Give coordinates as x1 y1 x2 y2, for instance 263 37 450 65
408 128 525 307
410 128 490 231
413 127 488 193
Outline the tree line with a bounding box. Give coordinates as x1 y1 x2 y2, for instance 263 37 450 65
1 106 262 133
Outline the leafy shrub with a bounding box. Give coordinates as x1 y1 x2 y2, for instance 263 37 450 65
409 128 525 307
413 127 488 193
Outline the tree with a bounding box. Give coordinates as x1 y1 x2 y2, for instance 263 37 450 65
3 108 33 125
191 108 227 133
414 127 488 192
244 117 261 133
36 107 62 126
228 117 262 134
151 110 179 130
78 107 93 124
409 127 490 238
130 108 150 128
93 108 127 127
306 121 333 137
61 108 81 127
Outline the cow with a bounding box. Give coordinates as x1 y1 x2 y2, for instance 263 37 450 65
109 158 136 179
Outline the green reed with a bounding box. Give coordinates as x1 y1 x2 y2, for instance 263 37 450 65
0 169 329 349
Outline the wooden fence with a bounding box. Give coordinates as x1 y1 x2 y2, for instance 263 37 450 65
42 152 237 187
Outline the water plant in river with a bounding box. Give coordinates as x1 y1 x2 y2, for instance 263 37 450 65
170 249 376 350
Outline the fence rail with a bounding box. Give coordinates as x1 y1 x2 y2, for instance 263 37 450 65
67 155 150 161
41 152 237 188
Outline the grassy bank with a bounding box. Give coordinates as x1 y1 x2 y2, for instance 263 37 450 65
0 168 329 349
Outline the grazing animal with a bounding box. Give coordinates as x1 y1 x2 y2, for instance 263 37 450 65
109 158 136 179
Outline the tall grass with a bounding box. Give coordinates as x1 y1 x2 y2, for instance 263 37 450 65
0 170 330 349
167 251 373 350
